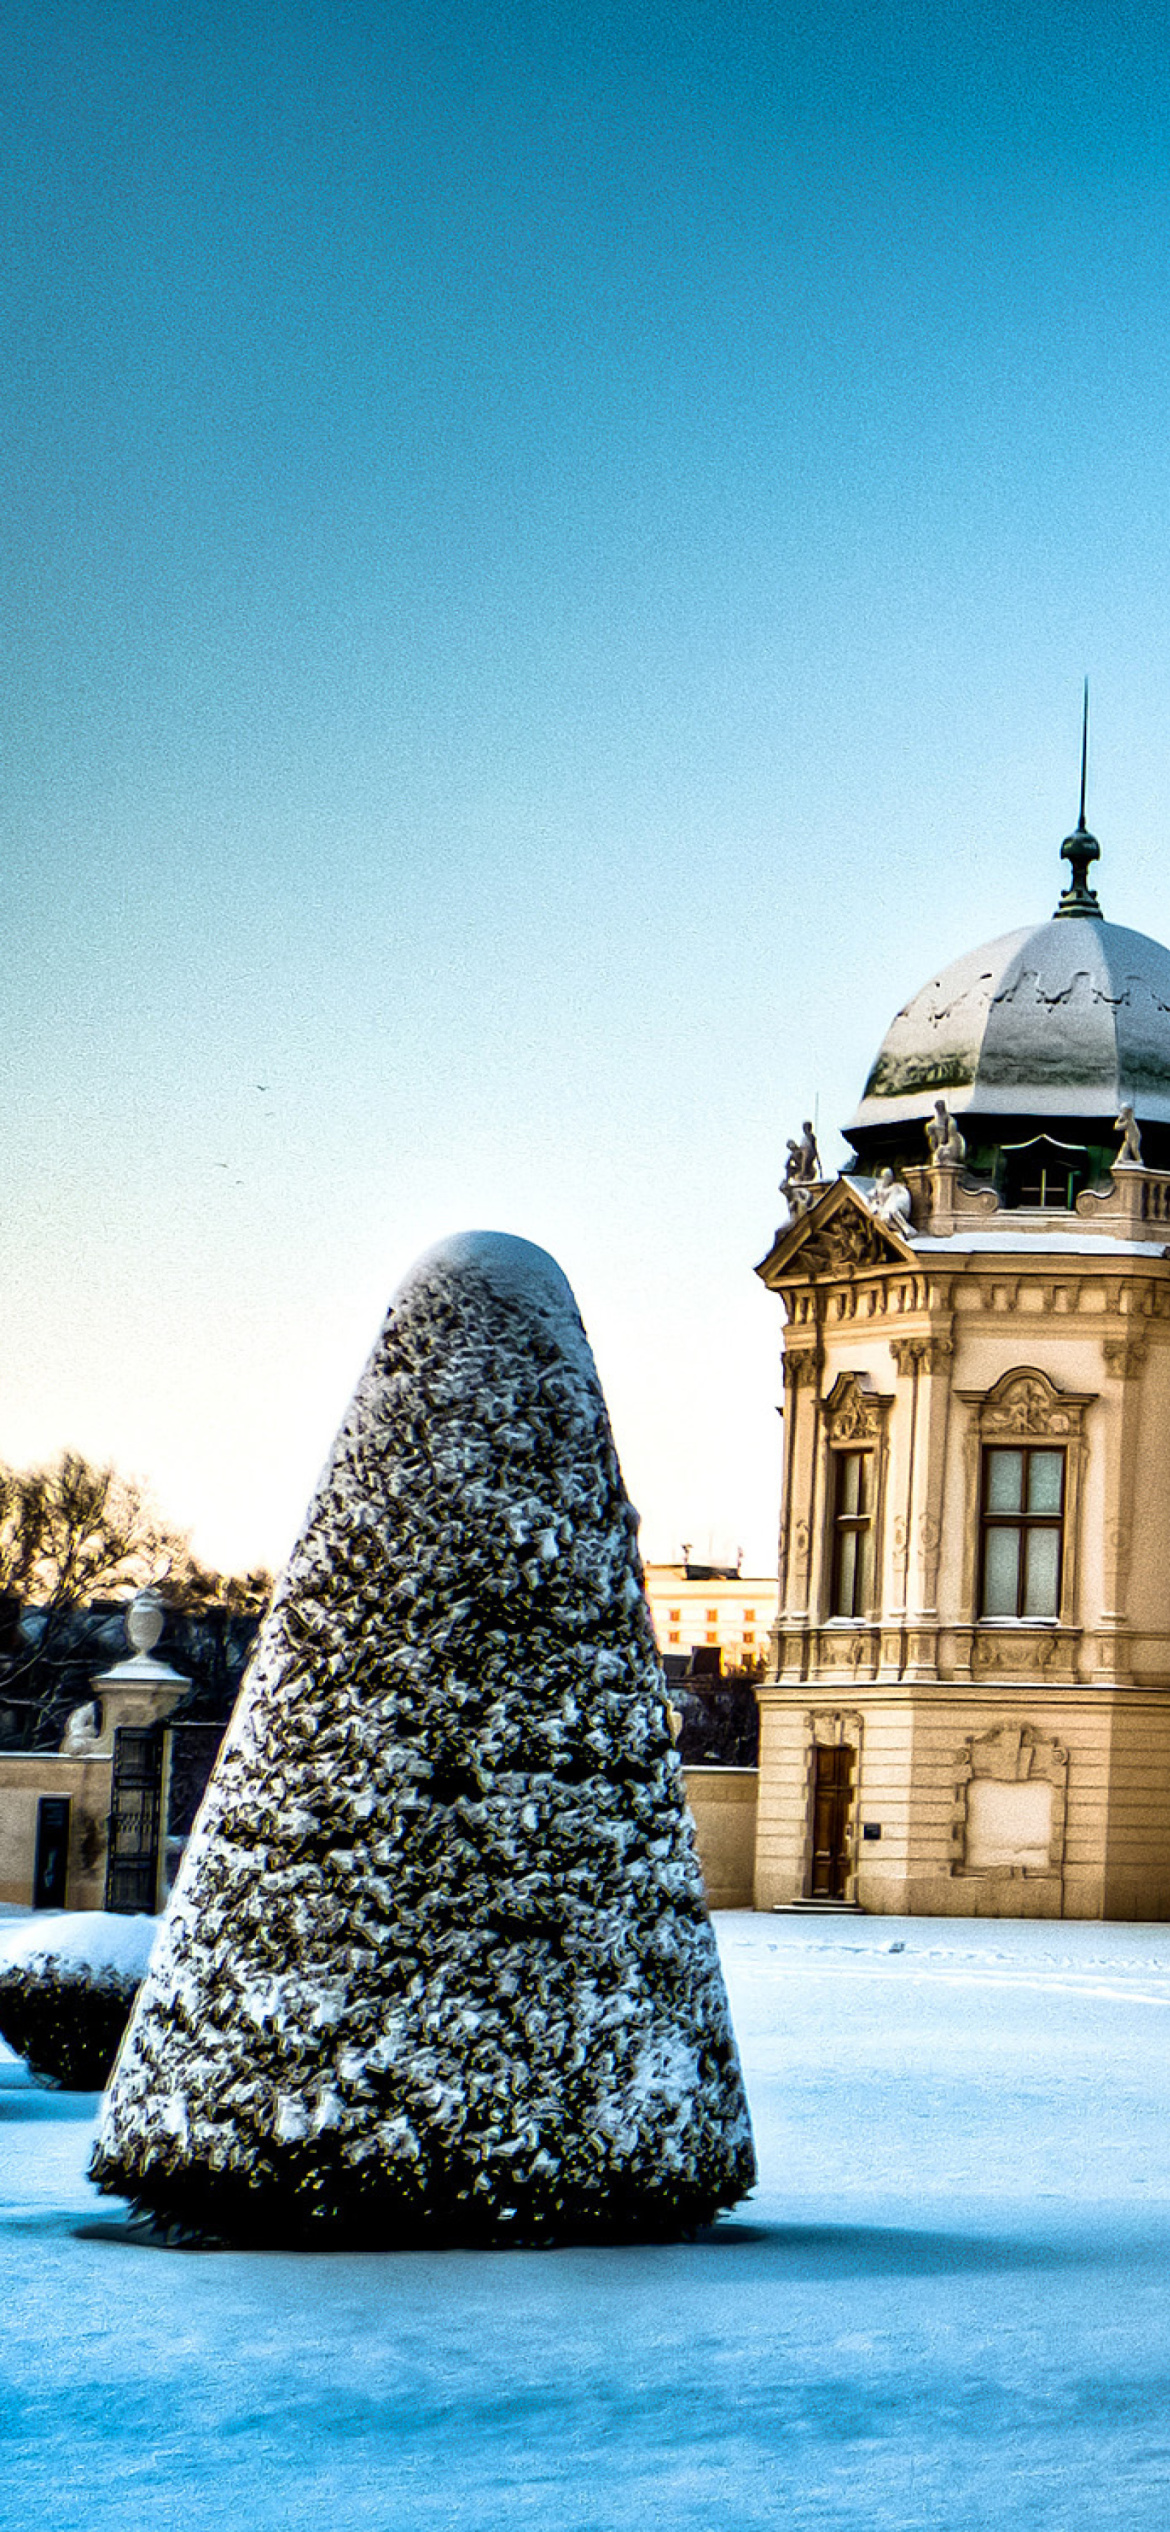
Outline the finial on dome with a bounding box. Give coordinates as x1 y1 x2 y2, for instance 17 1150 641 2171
1055 678 1103 919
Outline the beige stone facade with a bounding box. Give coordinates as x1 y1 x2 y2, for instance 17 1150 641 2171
753 1161 1170 1919
0 1755 111 1910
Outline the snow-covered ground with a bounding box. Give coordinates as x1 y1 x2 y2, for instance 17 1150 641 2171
4 1911 1170 2530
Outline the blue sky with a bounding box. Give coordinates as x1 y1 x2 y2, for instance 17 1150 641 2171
4 0 1170 1574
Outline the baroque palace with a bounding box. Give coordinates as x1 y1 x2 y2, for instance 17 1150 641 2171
754 775 1170 1919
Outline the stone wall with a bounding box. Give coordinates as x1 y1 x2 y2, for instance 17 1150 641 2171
0 1755 111 1910
683 1766 758 1908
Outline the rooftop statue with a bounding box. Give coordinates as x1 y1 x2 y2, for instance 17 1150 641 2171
868 1167 913 1231
1114 1103 1142 1166
926 1099 967 1167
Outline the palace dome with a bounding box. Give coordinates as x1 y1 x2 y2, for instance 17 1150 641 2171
847 914 1170 1136
843 776 1170 1193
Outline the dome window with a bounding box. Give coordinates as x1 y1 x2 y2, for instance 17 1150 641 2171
999 1133 1094 1211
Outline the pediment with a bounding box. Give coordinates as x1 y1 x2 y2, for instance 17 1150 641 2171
756 1177 918 1289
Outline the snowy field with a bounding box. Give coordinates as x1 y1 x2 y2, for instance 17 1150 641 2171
4 1911 1170 2531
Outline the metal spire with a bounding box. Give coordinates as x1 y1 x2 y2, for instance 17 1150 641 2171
1055 677 1103 919
1078 676 1089 826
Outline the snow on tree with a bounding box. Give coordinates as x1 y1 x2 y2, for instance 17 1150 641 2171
90 1232 756 2245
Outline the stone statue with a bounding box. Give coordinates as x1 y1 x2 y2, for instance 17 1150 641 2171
926 1099 966 1166
1114 1103 1142 1166
797 1119 820 1182
780 1134 817 1223
61 1700 101 1756
868 1167 913 1230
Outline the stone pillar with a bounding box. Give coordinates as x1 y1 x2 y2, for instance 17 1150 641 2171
87 1592 189 1752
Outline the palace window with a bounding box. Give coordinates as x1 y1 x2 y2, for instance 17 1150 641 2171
829 1449 875 1618
979 1446 1065 1619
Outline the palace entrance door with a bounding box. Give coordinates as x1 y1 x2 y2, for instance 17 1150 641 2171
809 1743 854 1898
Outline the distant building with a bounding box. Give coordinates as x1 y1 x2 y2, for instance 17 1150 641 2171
642 1561 776 1678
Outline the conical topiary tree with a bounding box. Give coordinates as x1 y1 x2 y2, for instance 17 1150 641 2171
90 1232 756 2245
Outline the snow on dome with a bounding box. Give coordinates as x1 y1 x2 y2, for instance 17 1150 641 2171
848 916 1170 1134
91 1233 755 2247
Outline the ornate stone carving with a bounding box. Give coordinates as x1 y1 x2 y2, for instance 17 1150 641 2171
820 1629 867 1670
800 1208 894 1278
783 1347 818 1388
889 1334 954 1375
987 1377 1061 1434
951 1723 1068 1879
966 1367 1092 1439
1102 1332 1149 1379
806 1708 862 1746
823 1369 889 1446
973 1631 1062 1675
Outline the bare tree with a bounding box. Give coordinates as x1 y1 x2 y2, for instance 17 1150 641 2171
0 1452 270 1748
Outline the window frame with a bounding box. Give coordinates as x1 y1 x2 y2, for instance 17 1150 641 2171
956 1367 1094 1646
978 1443 1066 1621
816 1371 894 1628
829 1446 876 1619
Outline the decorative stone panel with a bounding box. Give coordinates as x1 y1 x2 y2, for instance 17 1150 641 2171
822 1369 890 1448
950 1722 1068 1880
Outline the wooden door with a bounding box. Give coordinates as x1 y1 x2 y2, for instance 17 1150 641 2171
809 1743 854 1898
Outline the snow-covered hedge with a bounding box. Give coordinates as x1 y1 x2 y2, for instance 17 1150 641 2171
0 1913 158 2090
91 1232 755 2246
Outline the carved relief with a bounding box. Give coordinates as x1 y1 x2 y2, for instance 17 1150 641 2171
889 1333 954 1375
951 1723 1068 1879
823 1370 889 1446
783 1347 818 1388
800 1208 895 1278
1102 1333 1149 1379
973 1631 1063 1676
819 1630 867 1671
968 1367 1092 1440
918 1511 943 1608
803 1708 863 1747
758 1182 916 1290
